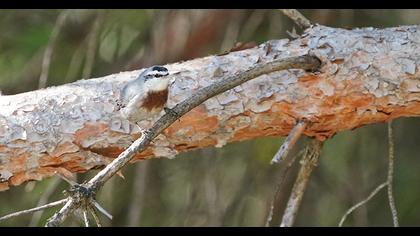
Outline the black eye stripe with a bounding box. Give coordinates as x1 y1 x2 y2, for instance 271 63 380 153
152 66 168 72
144 73 168 80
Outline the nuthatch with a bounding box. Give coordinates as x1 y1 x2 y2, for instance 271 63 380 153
117 65 171 126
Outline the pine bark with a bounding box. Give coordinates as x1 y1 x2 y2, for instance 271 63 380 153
1 25 420 190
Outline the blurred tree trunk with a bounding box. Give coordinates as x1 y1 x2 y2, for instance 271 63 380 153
1 24 420 190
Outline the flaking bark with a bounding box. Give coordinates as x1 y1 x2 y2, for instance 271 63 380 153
1 25 420 190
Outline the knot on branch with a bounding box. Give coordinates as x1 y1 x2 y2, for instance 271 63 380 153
65 184 96 205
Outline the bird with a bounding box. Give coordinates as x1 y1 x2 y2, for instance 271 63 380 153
117 65 171 128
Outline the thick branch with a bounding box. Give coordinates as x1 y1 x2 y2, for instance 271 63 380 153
44 55 320 226
88 55 319 191
1 25 420 190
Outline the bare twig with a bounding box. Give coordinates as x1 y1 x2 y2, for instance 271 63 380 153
83 210 89 227
38 10 69 89
271 120 307 164
82 10 105 79
92 200 113 220
280 139 323 227
0 199 67 222
338 121 399 227
279 9 312 29
88 205 102 227
45 198 77 227
338 182 388 227
45 55 321 226
387 121 399 226
265 149 304 226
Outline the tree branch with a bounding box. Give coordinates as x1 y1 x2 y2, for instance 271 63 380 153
387 121 399 226
271 120 307 164
280 139 323 227
280 9 312 29
265 149 304 226
338 182 388 227
2 25 420 191
89 55 320 192
0 199 67 222
338 122 400 227
44 55 320 226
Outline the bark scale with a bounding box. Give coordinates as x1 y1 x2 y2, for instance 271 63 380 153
1 25 420 190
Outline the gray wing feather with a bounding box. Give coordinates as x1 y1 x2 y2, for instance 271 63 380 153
118 75 146 109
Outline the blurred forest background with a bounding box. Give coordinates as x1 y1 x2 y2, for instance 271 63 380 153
1 9 420 227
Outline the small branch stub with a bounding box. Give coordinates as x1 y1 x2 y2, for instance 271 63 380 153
271 120 308 164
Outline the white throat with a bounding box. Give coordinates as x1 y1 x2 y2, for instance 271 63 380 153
145 77 170 91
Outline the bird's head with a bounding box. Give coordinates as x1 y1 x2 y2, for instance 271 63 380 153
142 65 170 91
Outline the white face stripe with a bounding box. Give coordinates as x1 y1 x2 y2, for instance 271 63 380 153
146 70 169 77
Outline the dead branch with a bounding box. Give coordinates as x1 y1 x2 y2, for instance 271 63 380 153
387 121 399 226
88 205 102 227
0 199 67 222
280 9 312 29
1 25 420 191
265 149 304 226
338 121 400 227
44 55 320 226
338 182 388 226
280 139 323 227
271 120 307 164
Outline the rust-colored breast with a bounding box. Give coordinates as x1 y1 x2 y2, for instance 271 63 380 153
142 89 169 111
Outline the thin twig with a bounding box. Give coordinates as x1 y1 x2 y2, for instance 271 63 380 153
271 120 307 164
280 139 323 227
387 121 399 226
45 198 77 227
0 199 67 222
88 205 102 227
265 149 304 226
92 200 113 220
83 210 89 227
38 10 69 89
338 121 399 227
45 55 321 226
279 9 312 29
338 182 388 227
